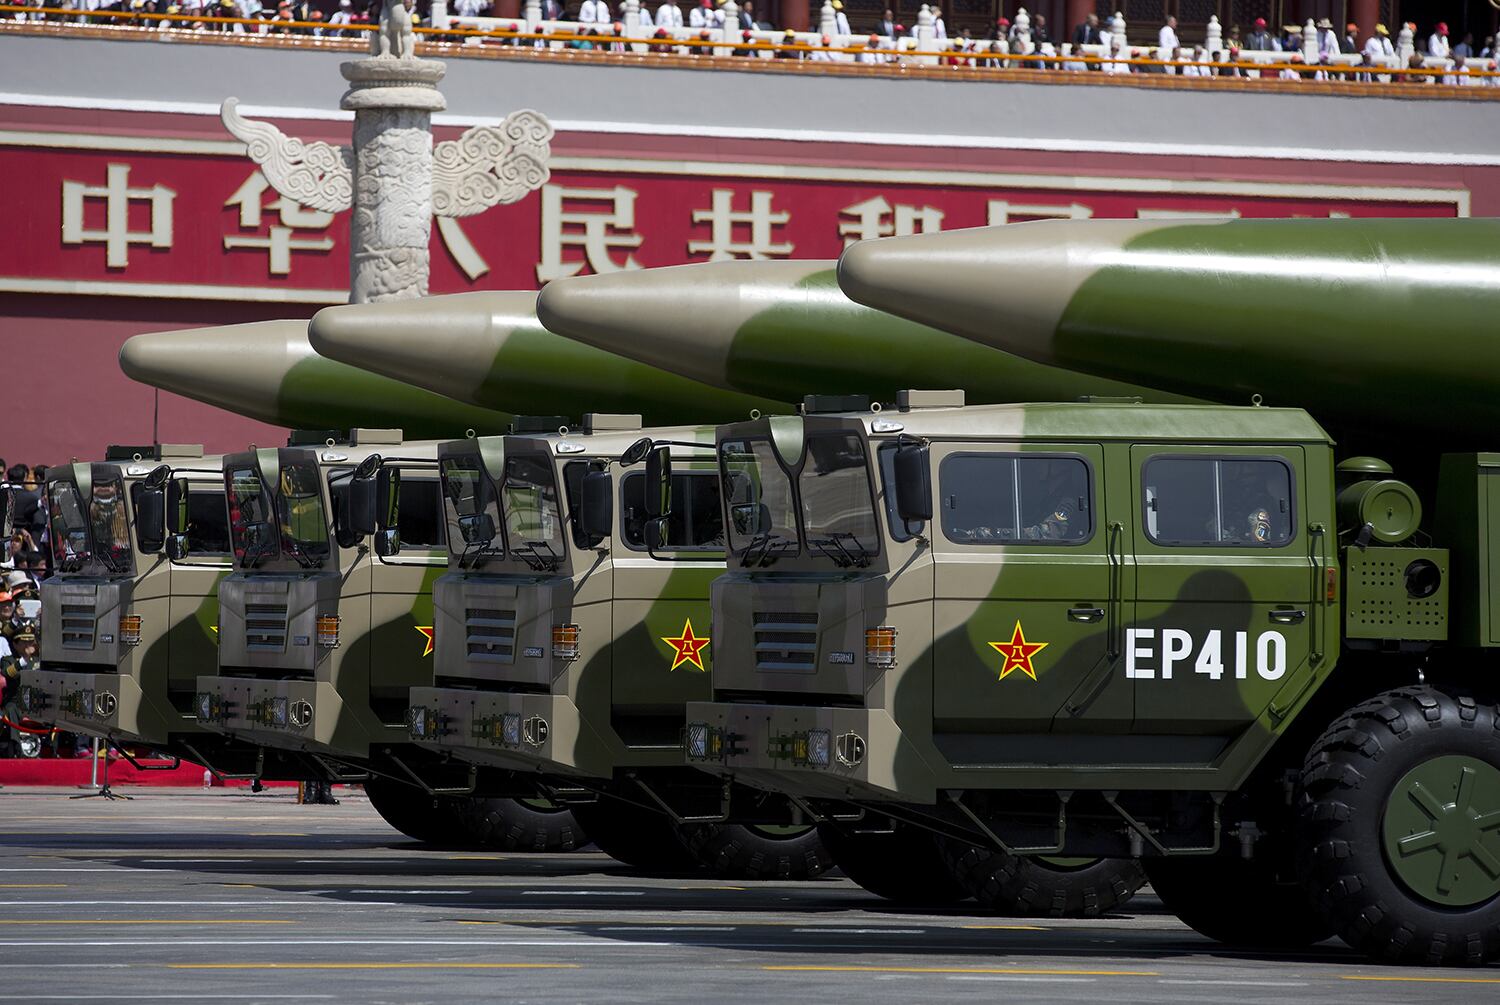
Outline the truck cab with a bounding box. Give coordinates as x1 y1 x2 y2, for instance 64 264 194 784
20 446 269 773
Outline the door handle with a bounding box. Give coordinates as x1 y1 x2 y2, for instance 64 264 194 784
1068 606 1105 623
1269 609 1307 625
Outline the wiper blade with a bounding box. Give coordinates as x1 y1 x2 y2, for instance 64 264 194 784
753 538 797 568
831 531 872 568
282 538 319 569
807 536 852 569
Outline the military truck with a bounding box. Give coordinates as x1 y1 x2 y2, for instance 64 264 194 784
686 391 1500 963
20 446 298 776
196 429 581 848
407 416 830 878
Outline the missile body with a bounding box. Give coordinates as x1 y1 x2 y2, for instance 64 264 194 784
308 291 784 424
534 260 1187 404
836 218 1500 441
120 320 515 436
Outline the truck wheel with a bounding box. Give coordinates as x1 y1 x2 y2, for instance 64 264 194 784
817 819 969 904
364 777 460 845
452 796 589 853
1144 854 1331 947
569 799 696 872
943 842 1145 917
682 823 834 880
1297 685 1500 965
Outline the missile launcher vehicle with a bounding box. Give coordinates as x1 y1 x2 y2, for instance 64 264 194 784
307 292 785 422
685 390 1500 963
532 260 1190 406
19 446 312 779
195 429 583 848
407 417 829 877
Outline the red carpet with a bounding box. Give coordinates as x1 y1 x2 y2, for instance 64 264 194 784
0 757 297 788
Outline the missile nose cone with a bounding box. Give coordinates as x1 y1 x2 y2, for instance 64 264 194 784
120 320 307 406
538 263 815 386
837 220 1181 362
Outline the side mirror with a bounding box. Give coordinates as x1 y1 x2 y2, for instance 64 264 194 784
165 533 189 562
374 528 401 557
644 515 668 551
167 478 189 535
346 475 377 538
731 502 771 536
644 446 672 519
620 437 653 466
376 468 400 529
458 511 496 546
578 470 613 542
892 441 932 523
134 486 166 553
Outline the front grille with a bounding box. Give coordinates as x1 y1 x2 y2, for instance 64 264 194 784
466 607 516 663
60 603 96 649
754 611 817 671
245 602 289 652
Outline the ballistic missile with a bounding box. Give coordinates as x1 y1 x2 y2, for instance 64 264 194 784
119 319 516 435
533 260 1189 404
836 218 1500 440
307 291 784 424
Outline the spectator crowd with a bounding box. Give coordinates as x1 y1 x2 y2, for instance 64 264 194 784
0 461 65 759
6 0 1496 85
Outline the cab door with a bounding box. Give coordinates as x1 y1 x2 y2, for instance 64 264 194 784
165 479 233 718
1129 447 1316 737
609 468 720 753
368 471 446 727
932 442 1132 738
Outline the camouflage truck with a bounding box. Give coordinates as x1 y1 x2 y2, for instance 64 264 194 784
686 391 1500 963
196 429 580 848
407 416 829 878
20 446 303 777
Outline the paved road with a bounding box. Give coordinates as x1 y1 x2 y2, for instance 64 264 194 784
0 787 1495 1003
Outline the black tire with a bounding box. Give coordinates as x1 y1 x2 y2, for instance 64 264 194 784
570 799 697 872
364 777 460 845
1145 854 1331 947
818 818 970 904
682 823 834 880
942 841 1146 917
452 796 589 853
1296 685 1500 965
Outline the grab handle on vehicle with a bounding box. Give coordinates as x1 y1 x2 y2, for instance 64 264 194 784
1269 608 1307 624
1067 606 1105 623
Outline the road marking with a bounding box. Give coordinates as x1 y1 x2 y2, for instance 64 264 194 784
0 920 295 926
341 889 470 895
521 890 644 896
945 976 1098 983
0 996 334 1001
594 926 736 933
0 964 129 969
0 885 66 889
0 869 125 873
168 963 582 970
677 886 746 891
764 966 1160 976
0 939 671 948
792 928 926 935
136 858 254 864
962 925 1049 931
1341 975 1500 984
0 901 316 907
1160 980 1311 987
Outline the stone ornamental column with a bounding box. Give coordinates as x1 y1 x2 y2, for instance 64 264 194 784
1205 14 1220 55
1396 22 1414 64
720 0 738 54
340 57 446 301
915 4 937 63
818 0 834 37
525 0 541 32
1301 18 1317 62
429 0 448 29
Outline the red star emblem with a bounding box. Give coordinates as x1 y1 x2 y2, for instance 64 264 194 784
662 619 710 672
415 626 434 658
988 621 1048 681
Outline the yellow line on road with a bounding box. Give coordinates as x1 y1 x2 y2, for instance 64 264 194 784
168 962 581 970
0 924 297 930
765 965 1160 976
1341 975 1500 984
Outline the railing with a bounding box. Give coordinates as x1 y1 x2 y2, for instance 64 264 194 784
4 5 1496 86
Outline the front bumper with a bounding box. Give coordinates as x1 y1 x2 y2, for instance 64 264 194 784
193 675 400 758
682 700 938 804
408 686 613 778
16 668 166 745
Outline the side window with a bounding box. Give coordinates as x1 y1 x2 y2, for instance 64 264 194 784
326 468 358 549
877 441 925 543
1143 456 1294 547
395 476 444 549
184 489 231 555
621 472 724 551
940 453 1092 545
561 461 596 550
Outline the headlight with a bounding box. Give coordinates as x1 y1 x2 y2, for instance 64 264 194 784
685 722 709 759
409 706 428 739
196 692 211 721
81 690 95 718
502 713 522 746
807 729 830 767
271 696 289 727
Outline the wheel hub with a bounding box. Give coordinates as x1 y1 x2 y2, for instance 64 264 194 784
1382 754 1500 907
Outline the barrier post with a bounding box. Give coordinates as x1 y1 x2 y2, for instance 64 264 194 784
429 0 448 30
90 737 99 788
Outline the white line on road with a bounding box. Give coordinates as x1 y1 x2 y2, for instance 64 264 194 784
0 964 130 969
1158 980 1312 987
0 997 335 1001
0 869 128 873
0 939 672 948
793 929 926 935
135 859 254 864
594 926 736 932
946 976 1099 983
339 889 470 895
0 901 323 907
520 890 644 896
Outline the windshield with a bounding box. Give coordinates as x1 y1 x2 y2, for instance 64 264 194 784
500 454 564 569
227 460 332 570
441 455 503 561
46 476 133 574
719 438 799 563
800 433 880 565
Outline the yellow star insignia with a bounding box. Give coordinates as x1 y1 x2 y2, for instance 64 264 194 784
662 618 710 672
988 621 1048 681
415 626 434 657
